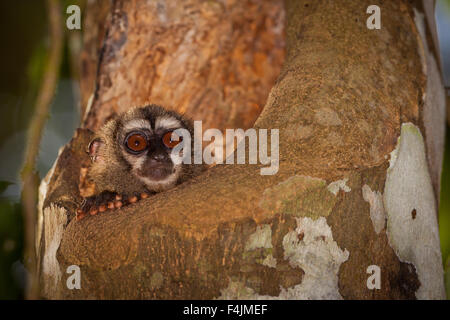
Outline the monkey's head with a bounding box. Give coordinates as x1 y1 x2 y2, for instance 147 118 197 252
87 105 196 194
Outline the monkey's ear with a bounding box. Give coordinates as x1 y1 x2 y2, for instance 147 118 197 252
87 137 104 162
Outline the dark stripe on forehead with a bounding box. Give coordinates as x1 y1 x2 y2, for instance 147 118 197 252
123 104 193 132
149 116 155 131
145 104 188 128
144 105 164 129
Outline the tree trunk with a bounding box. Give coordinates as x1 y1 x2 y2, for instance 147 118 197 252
37 0 446 299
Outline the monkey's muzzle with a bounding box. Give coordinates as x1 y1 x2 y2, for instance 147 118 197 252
139 161 174 181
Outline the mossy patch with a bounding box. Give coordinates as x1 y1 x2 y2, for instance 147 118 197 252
149 271 164 289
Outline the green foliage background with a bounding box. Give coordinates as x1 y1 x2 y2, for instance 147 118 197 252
0 0 80 299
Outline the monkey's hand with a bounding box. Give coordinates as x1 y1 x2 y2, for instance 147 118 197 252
76 191 149 221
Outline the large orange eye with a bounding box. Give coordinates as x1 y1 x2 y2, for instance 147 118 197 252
125 133 148 153
162 131 182 148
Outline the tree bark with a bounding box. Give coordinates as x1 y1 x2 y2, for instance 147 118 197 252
37 0 446 299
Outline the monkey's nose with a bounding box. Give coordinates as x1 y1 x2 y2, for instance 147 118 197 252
147 151 171 165
141 154 173 181
150 153 166 162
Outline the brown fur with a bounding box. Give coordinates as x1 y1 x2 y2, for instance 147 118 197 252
86 105 204 197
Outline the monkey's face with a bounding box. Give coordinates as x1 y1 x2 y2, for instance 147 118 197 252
88 105 194 194
118 115 186 192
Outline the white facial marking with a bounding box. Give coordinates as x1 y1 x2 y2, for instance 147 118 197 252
124 119 152 132
121 115 184 192
122 151 145 170
155 116 181 130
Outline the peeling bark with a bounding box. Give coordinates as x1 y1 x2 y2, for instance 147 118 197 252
38 0 446 299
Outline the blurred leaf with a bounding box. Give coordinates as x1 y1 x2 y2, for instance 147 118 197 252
26 42 47 98
0 181 13 195
0 197 23 299
440 127 450 271
442 0 450 13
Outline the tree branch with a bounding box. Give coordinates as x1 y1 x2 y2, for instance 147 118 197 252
21 0 63 299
